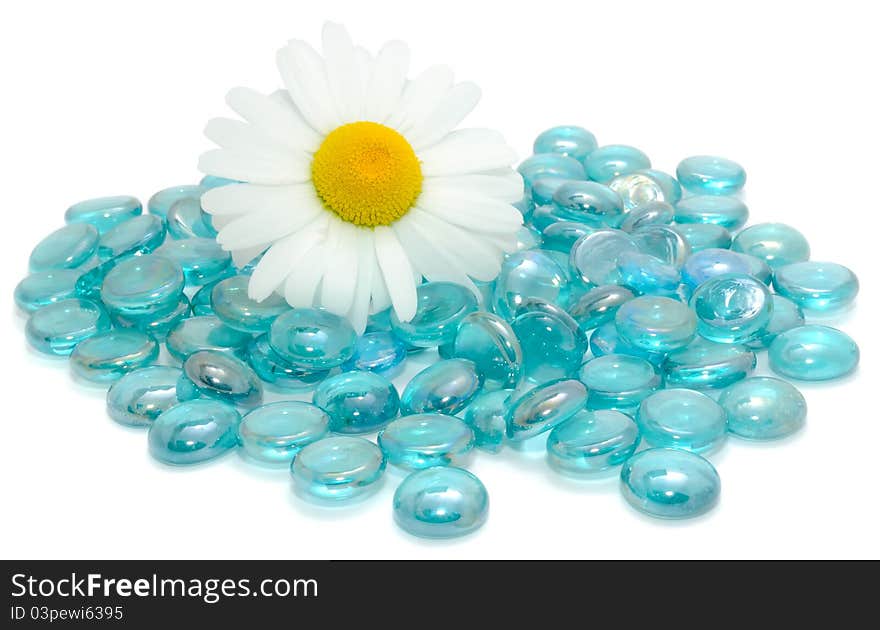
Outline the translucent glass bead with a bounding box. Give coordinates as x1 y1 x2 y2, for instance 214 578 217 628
393 466 489 539
772 261 859 312
676 223 732 253
547 409 640 474
14 270 80 313
452 312 522 391
391 282 477 348
579 354 660 411
584 145 651 183
551 181 625 227
674 195 749 230
720 377 807 440
732 222 810 268
541 221 594 253
106 366 182 427
147 184 205 219
379 414 475 470
631 225 691 268
97 214 166 260
149 399 240 465
512 307 587 384
691 274 773 344
166 197 217 240
493 250 568 320
609 173 667 211
620 201 674 232
342 332 407 375
210 275 289 333
400 359 483 416
567 284 634 331
114 294 191 342
156 238 232 286
506 378 587 441
247 334 330 391
29 224 98 272
70 330 159 383
166 315 252 362
291 436 385 500
528 177 567 208
637 389 727 453
616 251 681 296
518 153 585 187
463 389 512 453
663 337 756 389
199 175 237 189
533 126 598 161
739 254 773 285
637 169 683 205
768 325 859 381
26 298 111 356
676 155 746 195
615 296 696 352
589 321 667 366
101 254 184 318
515 224 543 251
239 401 329 463
620 448 720 519
570 229 638 285
65 195 142 234
313 371 399 434
746 295 805 349
177 350 263 408
190 282 216 316
269 308 357 369
681 248 752 289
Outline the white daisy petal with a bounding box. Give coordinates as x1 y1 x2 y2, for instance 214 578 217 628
217 198 323 250
232 243 269 269
363 40 410 123
369 253 392 314
322 23 362 124
209 214 238 231
284 238 328 308
407 208 502 281
393 214 478 294
203 117 294 158
407 82 481 149
225 87 320 153
320 220 360 316
346 230 375 334
353 46 372 113
419 129 518 177
201 183 318 217
423 171 523 203
482 231 520 254
198 148 310 185
248 218 326 301
418 187 524 233
389 65 454 132
373 226 417 321
277 40 340 133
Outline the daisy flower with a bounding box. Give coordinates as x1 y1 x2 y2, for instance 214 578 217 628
198 23 522 332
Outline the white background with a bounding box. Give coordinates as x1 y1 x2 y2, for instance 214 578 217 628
1 0 877 559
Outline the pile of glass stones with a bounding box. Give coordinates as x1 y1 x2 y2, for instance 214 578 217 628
14 127 861 537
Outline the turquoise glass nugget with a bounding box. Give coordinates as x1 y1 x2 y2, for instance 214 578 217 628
313 371 399 434
29 223 98 272
674 195 749 230
200 175 237 189
663 337 756 389
514 224 542 250
177 349 263 408
453 312 522 390
637 389 727 453
97 214 166 260
570 229 638 285
640 169 682 204
247 334 330 391
682 248 752 289
512 307 587 384
616 251 681 296
342 331 407 375
114 294 191 342
719 377 807 440
541 221 594 253
493 250 568 320
211 275 289 333
147 184 205 219
291 436 385 500
567 284 634 331
619 201 674 232
166 198 217 240
690 274 773 344
70 330 159 383
148 399 241 465
732 222 810 268
156 238 232 286
269 308 357 369
528 176 569 206
400 359 483 416
533 126 597 161
239 401 329 463
579 354 660 410
676 223 732 253
101 254 184 318
631 225 691 268
106 366 183 427
768 325 859 381
589 321 667 366
14 270 80 313
615 295 696 352
393 467 489 539
518 153 585 187
620 448 720 519
379 414 475 469
551 181 624 227
547 409 640 474
583 145 651 183
609 173 668 211
746 295 805 349
166 315 252 361
26 298 111 355
676 155 746 195
191 283 216 316
391 281 477 348
65 195 142 234
506 378 587 441
772 261 859 312
463 389 513 453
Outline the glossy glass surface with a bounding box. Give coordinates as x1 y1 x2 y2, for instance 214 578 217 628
772 261 858 312
210 275 289 333
505 378 587 441
719 377 807 440
29 224 98 272
247 334 330 391
166 197 217 240
391 281 477 348
493 250 568 320
676 223 732 253
583 145 651 183
97 214 166 260
569 229 638 285
682 248 752 289
291 436 385 500
148 399 241 465
663 337 756 389
620 448 720 519
616 251 681 296
14 270 81 313
768 325 859 381
269 308 358 369
25 298 111 356
533 126 597 161
155 238 233 286
567 284 634 331
239 401 329 463
177 350 263 408
342 331 407 375
463 389 512 453
65 195 142 234
615 296 696 352
393 467 489 539
70 330 159 383
453 312 523 390
101 254 184 318
676 155 746 195
147 184 206 219
690 274 773 343
732 222 810 268
313 371 400 434
379 414 475 470
106 366 182 427
166 315 253 362
674 195 749 230
512 307 587 384
400 359 483 416
637 389 727 452
551 181 624 227
579 354 661 410
547 409 640 474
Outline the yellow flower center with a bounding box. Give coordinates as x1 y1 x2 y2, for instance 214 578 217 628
311 121 423 227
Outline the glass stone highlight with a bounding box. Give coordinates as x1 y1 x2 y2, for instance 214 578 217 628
239 401 330 463
674 195 749 230
512 307 587 384
291 436 385 500
583 144 651 183
70 330 159 383
313 371 400 434
609 173 667 211
65 195 142 234
393 467 489 539
682 248 752 289
663 337 756 389
177 350 264 408
493 251 568 320
768 325 859 381
269 308 357 369
732 222 810 268
106 366 183 427
590 321 667 367
533 125 597 161
453 312 523 391
620 448 720 519
26 298 111 356
637 389 728 453
147 184 206 219
690 274 773 344
547 409 640 474
391 281 477 348
518 153 585 187
506 378 587 441
211 275 289 333
14 270 81 313
772 261 859 312
148 399 241 465
567 284 634 331
166 198 217 240
746 295 805 350
97 214 166 260
399 359 483 416
719 377 807 440
342 331 407 375
166 315 252 362
675 223 732 253
570 229 638 285
615 296 696 352
676 155 746 195
101 255 184 318
579 354 661 410
616 251 681 296
29 223 98 272
247 335 330 391
378 414 475 470
551 181 625 227
155 238 233 286
463 389 512 453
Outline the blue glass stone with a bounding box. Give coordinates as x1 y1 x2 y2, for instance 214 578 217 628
732 222 810 268
156 238 232 286
533 126 598 162
463 389 513 453
148 399 241 465
663 337 756 389
719 377 807 440
637 169 682 205
101 254 184 318
738 253 773 285
74 260 115 302
513 197 534 219
518 153 585 187
379 414 475 470
177 350 263 408
615 296 696 352
772 261 859 312
515 224 543 250
14 270 80 313
676 155 746 196
570 229 639 285
547 409 640 474
291 436 385 500
567 284 634 331
746 295 805 349
637 389 727 453
631 225 691 268
166 315 252 362
400 359 483 416
166 197 217 240
512 307 587 384
551 181 625 228
70 330 159 383
247 334 330 391
529 176 570 207
106 366 182 427
97 214 167 260
616 251 681 296
609 173 668 211
114 294 191 342
269 308 357 369
681 248 752 289
191 282 216 316
590 321 667 366
29 224 98 272
342 331 407 375
619 201 674 232
676 223 732 253
540 222 592 254
584 145 651 183
674 195 749 230
579 354 660 411
620 448 720 519
391 281 477 348
210 275 289 333
313 371 399 434
393 466 489 539
768 325 859 381
239 401 329 463
199 175 237 189
493 250 568 320
506 378 587 441
148 184 206 219
453 312 522 391
26 298 111 355
691 274 773 344
65 195 142 234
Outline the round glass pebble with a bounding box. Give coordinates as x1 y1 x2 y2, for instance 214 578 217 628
738 253 772 284
570 229 638 285
148 184 205 219
247 334 330 391
676 223 732 253
663 337 756 389
26 298 111 356
463 389 512 453
772 261 859 312
682 248 752 289
379 414 475 470
583 145 651 183
166 197 217 240
393 467 489 539
156 238 232 286
732 222 810 268
676 155 746 195
97 214 166 260
106 366 182 427
65 195 142 234
691 274 773 344
190 282 216 316
391 281 477 348
342 331 407 375
636 169 683 205
29 223 98 272
547 409 640 474
567 284 634 331
533 126 597 161
620 201 674 232
541 221 594 253
637 389 727 453
400 359 483 416
620 448 720 519
615 296 696 352
768 325 859 381
514 224 542 250
719 377 807 440
114 294 191 342
14 270 81 313
609 173 667 211
148 399 241 465
506 378 587 441
746 295 805 349
291 436 385 501
210 275 289 333
313 371 400 434
616 251 681 296
70 330 159 383
269 308 357 369
166 315 252 362
631 225 691 268
551 181 625 227
518 153 585 187
453 312 523 391
589 321 667 366
529 176 569 207
177 350 263 408
101 254 184 318
493 250 568 320
512 307 587 384
674 195 749 230
239 401 329 463
579 354 660 411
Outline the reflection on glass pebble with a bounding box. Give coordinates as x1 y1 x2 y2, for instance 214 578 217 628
269 308 357 370
631 225 691 268
29 224 98 272
674 195 749 230
569 229 638 285
518 153 585 187
506 378 587 441
191 282 217 316
65 195 142 234
772 261 858 312
533 126 597 161
529 176 570 207
211 275 289 333
609 173 667 211
567 284 634 331
148 184 205 219
515 224 543 251
676 155 746 195
106 366 182 427
166 197 217 240
247 334 330 391
393 467 489 539
148 399 241 465
738 253 772 285
97 214 166 260
620 201 674 232
313 371 399 434
637 169 682 205
637 389 727 453
541 221 594 253
551 181 624 227
342 331 407 375
547 409 640 474
453 312 522 391
493 250 568 320
114 294 191 342
589 321 667 367
239 401 329 463
177 349 263 408
583 145 651 183
166 315 253 362
616 251 681 296
768 325 859 381
620 448 720 519
732 222 810 269
101 254 184 318
746 295 805 350
70 330 159 383
690 274 773 344
391 281 477 348
379 414 475 470
579 354 661 410
14 270 81 313
26 298 111 356
463 389 512 453
291 436 385 500
719 377 807 440
512 307 587 384
663 337 756 389
615 296 696 352
682 248 752 289
156 238 233 286
400 359 483 416
676 223 732 253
